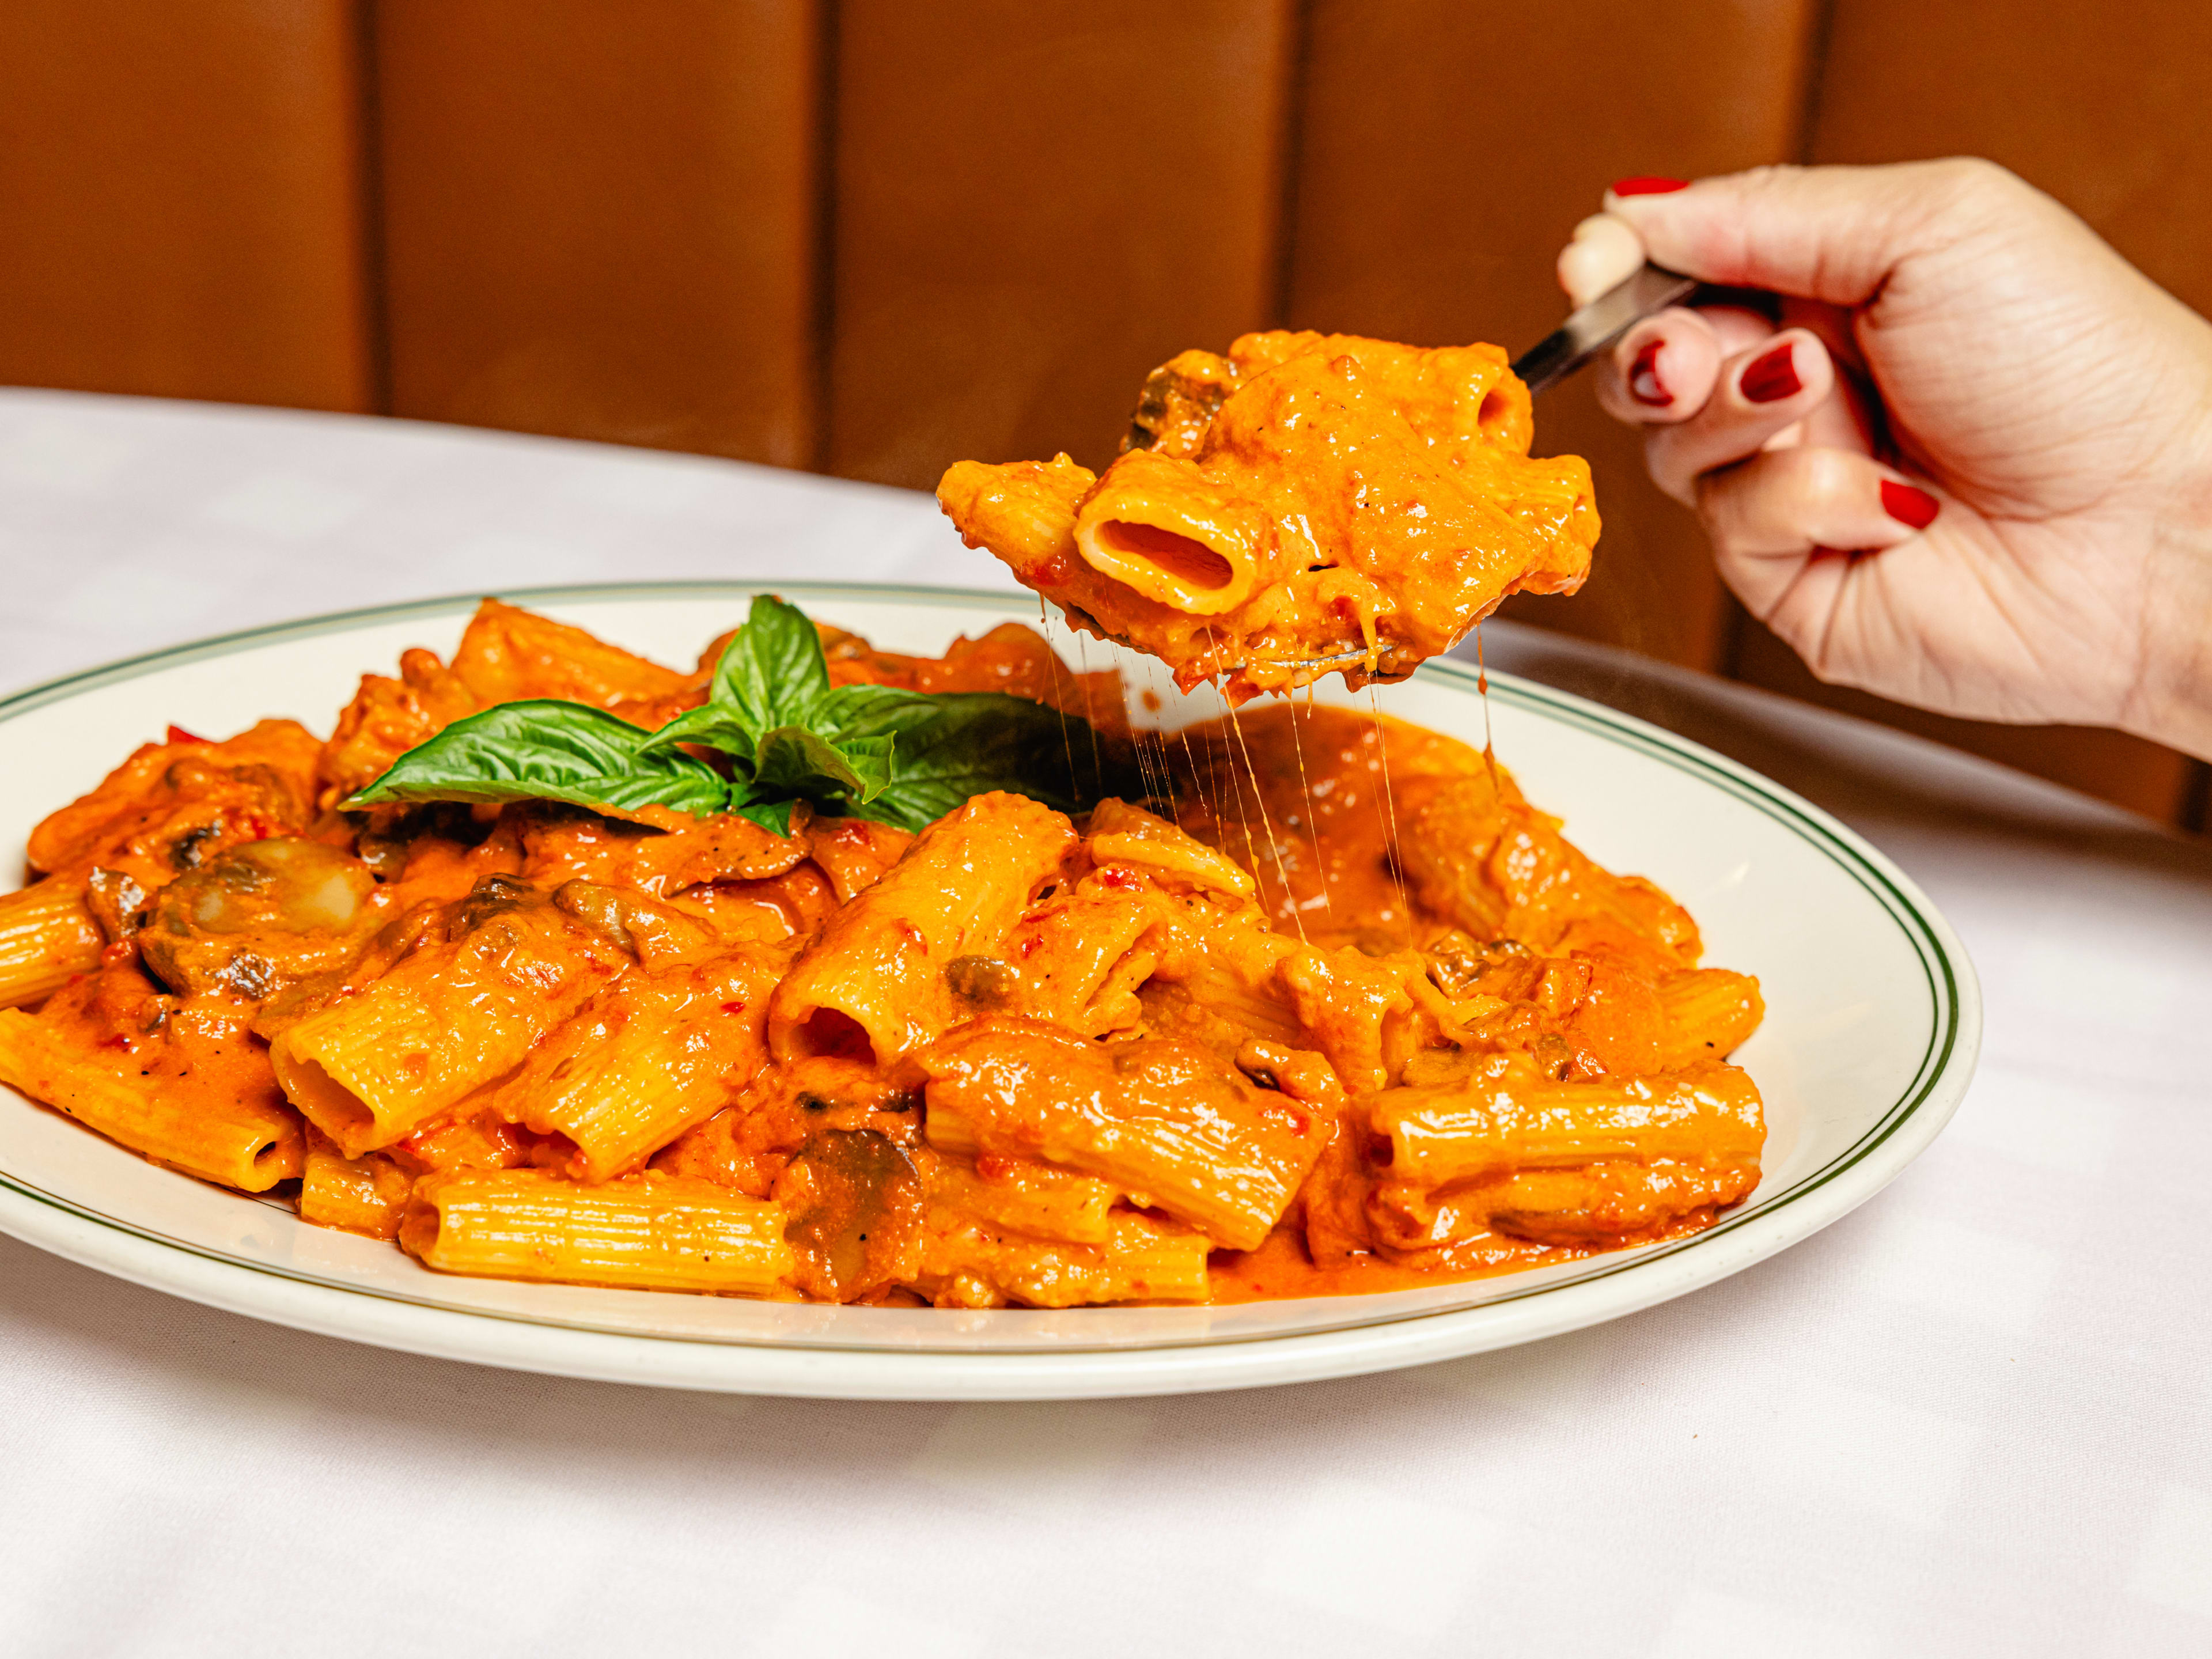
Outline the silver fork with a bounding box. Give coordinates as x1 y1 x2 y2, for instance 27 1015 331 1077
1512 262 1698 395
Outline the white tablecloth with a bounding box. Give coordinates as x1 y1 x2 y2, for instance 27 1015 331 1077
2 389 2208 1658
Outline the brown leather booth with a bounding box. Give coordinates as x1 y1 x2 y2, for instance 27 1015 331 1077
4 1 2206 830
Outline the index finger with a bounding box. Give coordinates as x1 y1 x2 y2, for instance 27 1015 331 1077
1556 213 1645 308
1603 161 2003 308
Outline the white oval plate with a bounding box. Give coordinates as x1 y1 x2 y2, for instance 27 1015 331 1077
0 582 1978 1399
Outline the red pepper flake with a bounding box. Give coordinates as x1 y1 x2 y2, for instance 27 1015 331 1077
719 999 747 1015
165 725 209 746
1094 866 1142 891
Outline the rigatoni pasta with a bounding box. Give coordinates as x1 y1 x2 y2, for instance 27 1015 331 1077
491 946 779 1181
400 1168 793 1294
270 892 627 1158
0 883 104 1009
299 1126 412 1238
919 1018 1328 1252
940 332 1599 702
0 1007 303 1190
0 598 1766 1309
766 790 1074 1066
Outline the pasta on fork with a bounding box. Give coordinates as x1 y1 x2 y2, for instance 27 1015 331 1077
0 597 1764 1307
938 332 1600 702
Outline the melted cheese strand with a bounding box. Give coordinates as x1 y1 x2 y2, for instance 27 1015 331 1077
1175 719 1217 832
1039 599 1082 809
1368 685 1413 946
1074 633 1107 800
1228 699 1308 948
1205 628 1271 925
1476 622 1500 789
1286 694 1333 921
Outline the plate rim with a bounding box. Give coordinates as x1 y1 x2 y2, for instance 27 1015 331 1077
0 579 1983 1397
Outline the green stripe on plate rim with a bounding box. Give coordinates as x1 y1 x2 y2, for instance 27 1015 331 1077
0 581 1964 1354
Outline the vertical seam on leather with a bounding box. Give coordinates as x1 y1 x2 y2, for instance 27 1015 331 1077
354 0 393 416
1793 0 1843 165
808 0 842 475
2178 759 2212 834
1265 0 1315 330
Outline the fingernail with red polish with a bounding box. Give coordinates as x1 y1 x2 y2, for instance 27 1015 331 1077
1612 176 1689 196
1881 479 1941 529
1628 340 1671 406
1740 342 1801 403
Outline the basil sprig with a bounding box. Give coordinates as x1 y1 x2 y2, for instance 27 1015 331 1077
349 596 1119 835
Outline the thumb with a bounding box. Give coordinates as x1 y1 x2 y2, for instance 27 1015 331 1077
1605 160 2021 308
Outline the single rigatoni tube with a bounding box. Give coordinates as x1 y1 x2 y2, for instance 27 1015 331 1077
1073 448 1265 615
298 1127 413 1239
768 792 1074 1065
919 1018 1325 1252
1003 884 1161 1031
1478 1158 1760 1245
926 1155 1116 1245
0 883 104 1009
271 902 622 1158
493 949 776 1182
1654 969 1765 1069
1373 1056 1765 1189
1396 772 1512 939
1099 1213 1212 1303
919 1206 1210 1308
0 1009 304 1190
934 456 1096 586
399 1169 794 1296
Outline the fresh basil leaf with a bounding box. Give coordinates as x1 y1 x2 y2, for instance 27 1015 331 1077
720 594 831 733
350 597 1134 837
833 692 1108 833
809 680 936 737
832 734 897 800
636 594 834 767
734 728 899 832
347 700 731 819
733 797 801 838
750 725 870 802
631 700 761 772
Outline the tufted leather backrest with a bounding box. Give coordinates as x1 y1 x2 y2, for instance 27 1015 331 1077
2 0 2206 825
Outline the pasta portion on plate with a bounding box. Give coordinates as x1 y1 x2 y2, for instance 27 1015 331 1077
0 601 1763 1307
937 331 1599 702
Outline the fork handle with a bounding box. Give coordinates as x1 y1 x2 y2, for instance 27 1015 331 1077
1511 264 1699 396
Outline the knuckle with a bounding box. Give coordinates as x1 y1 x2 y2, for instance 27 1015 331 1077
1940 156 2019 195
1737 163 1805 198
1930 156 2031 218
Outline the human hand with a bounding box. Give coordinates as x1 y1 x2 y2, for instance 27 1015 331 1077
1556 161 2212 760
